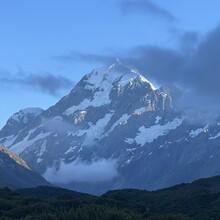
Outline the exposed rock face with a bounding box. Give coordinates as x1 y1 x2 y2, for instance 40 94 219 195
1 61 220 194
0 144 50 189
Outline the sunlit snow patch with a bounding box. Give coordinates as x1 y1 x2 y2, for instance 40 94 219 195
104 114 130 137
133 107 147 115
155 116 161 124
69 112 114 145
189 128 203 138
124 138 134 144
209 131 220 140
64 146 77 154
134 118 183 147
9 129 51 155
189 125 209 138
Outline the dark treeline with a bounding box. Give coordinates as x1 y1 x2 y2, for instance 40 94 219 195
2 175 220 220
0 186 187 220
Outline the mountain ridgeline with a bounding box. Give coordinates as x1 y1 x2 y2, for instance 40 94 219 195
1 60 220 194
0 144 49 189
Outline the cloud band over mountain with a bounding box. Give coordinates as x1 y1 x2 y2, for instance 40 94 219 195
53 24 220 120
0 71 73 96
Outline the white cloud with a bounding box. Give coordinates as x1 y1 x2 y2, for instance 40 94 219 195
43 159 119 183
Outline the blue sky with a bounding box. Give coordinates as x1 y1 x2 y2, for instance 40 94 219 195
1 0 220 127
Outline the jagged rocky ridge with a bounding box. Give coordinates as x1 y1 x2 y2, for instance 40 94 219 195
0 144 50 188
1 60 220 194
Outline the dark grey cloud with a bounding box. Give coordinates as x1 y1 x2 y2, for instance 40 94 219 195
53 25 220 99
52 51 115 65
120 26 220 121
123 45 186 84
43 159 118 183
176 90 220 124
115 31 200 87
127 25 220 99
54 25 220 121
186 25 220 97
119 0 177 22
178 31 199 53
0 70 73 96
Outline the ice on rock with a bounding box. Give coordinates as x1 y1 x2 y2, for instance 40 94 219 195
69 112 114 145
190 125 209 138
104 114 130 137
133 107 147 116
209 131 220 140
134 118 183 147
189 128 203 138
155 116 161 124
64 60 156 115
9 129 51 155
125 138 135 144
65 146 77 154
10 108 42 123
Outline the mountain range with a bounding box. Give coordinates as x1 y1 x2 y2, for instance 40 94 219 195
1 60 220 194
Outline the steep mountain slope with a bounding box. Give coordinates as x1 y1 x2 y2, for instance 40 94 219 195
0 144 50 188
1 60 220 194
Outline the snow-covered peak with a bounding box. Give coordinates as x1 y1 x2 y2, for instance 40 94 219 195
84 60 156 91
9 107 43 123
64 61 157 116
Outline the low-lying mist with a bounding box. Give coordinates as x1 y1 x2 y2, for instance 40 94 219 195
43 159 119 184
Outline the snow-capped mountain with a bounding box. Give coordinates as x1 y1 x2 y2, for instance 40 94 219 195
0 144 50 188
1 60 220 194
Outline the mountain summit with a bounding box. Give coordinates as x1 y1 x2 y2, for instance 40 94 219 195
1 62 220 194
51 60 157 118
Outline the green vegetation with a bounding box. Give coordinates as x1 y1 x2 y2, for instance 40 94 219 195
2 175 220 219
0 186 138 220
0 187 187 220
